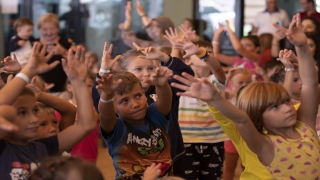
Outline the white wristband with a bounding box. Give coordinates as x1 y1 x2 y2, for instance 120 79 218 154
15 73 30 83
99 68 110 74
100 97 113 104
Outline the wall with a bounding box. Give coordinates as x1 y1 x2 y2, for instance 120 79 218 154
163 0 193 26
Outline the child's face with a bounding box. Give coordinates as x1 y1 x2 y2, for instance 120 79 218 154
8 95 39 142
113 83 148 122
126 57 155 90
230 73 252 92
34 112 59 139
302 19 316 33
307 38 316 57
292 71 302 96
240 38 259 53
17 25 33 39
86 77 94 95
262 99 297 131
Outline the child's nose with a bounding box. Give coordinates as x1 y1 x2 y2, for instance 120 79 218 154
49 126 57 133
29 114 38 124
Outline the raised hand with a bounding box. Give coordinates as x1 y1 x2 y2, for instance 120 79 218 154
171 72 218 102
179 24 198 42
0 105 18 138
277 49 296 68
119 1 132 30
174 38 200 58
274 14 307 47
96 73 122 96
215 23 225 34
1 55 22 73
142 163 162 180
61 46 88 82
100 42 121 73
135 0 146 17
133 42 169 62
24 42 60 76
144 66 173 87
26 77 43 100
164 27 180 45
273 30 286 41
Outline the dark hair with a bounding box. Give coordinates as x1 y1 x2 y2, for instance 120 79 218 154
305 32 320 60
29 156 104 180
112 71 142 95
13 18 33 31
270 64 299 83
193 40 213 49
242 35 260 48
308 0 315 6
302 16 320 33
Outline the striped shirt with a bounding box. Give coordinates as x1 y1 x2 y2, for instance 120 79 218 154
178 75 228 143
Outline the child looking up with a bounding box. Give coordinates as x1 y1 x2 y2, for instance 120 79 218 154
0 43 96 179
97 68 173 179
172 14 320 179
8 18 35 66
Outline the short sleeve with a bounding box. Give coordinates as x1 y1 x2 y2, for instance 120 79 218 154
233 56 243 66
100 118 125 145
209 74 226 95
37 135 59 156
146 103 171 131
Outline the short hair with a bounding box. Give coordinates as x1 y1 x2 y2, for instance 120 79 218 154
236 82 291 134
12 18 33 31
29 156 104 180
37 13 59 30
305 32 320 60
259 33 273 53
302 16 320 33
308 0 315 6
112 71 142 95
193 40 213 49
118 49 145 70
229 68 251 80
37 102 55 115
20 87 35 97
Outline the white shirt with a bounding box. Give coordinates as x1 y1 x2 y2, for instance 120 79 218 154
254 8 290 36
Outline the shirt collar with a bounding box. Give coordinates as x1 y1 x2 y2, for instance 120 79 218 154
264 7 280 13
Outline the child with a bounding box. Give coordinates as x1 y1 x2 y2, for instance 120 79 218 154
223 68 252 180
67 72 100 163
213 21 262 80
8 17 35 66
174 39 228 179
0 43 96 179
97 69 173 179
85 51 99 74
29 156 104 180
115 40 193 176
172 14 320 179
142 163 185 180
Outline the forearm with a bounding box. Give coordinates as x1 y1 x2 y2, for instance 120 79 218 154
206 53 226 84
283 71 293 97
170 49 181 58
141 16 151 27
155 83 172 115
296 45 318 85
71 81 95 130
271 39 280 57
98 92 117 133
226 29 243 52
37 93 76 130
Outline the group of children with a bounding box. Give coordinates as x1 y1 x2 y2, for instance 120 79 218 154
0 6 319 180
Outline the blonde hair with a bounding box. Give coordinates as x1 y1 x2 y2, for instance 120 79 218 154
236 82 291 133
118 49 145 70
229 68 251 80
37 102 55 115
259 33 273 53
13 18 33 31
37 13 59 30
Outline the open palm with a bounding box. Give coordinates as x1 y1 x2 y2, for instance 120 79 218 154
62 46 88 82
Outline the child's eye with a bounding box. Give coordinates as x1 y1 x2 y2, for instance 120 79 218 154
148 67 154 71
33 108 39 114
52 121 58 125
293 78 299 82
136 94 142 99
39 122 47 127
17 111 26 116
120 99 128 104
135 68 142 71
271 105 278 109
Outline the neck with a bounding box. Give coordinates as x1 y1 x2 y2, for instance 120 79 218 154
266 125 300 139
123 118 146 126
292 94 301 101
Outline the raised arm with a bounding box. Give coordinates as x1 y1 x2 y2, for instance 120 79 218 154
277 50 296 97
0 43 58 106
213 24 235 65
271 31 286 57
171 73 271 162
0 105 18 139
275 14 319 129
164 27 181 58
57 47 96 153
225 21 260 63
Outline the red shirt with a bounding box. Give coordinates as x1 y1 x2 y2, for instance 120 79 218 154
300 11 320 20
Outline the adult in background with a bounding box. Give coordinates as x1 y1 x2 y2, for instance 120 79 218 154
300 0 320 20
37 13 72 100
252 0 290 36
119 0 174 48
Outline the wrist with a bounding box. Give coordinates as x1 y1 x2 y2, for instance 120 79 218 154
159 53 170 63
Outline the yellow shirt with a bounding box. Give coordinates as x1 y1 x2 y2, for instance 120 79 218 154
208 105 273 180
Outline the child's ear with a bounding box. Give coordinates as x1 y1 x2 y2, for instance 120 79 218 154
66 84 72 92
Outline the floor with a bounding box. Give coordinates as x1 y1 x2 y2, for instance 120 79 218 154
96 139 242 180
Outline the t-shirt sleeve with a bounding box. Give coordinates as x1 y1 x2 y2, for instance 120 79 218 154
233 56 242 66
0 139 5 155
208 105 243 145
146 103 171 131
209 74 226 96
100 118 125 145
37 135 59 156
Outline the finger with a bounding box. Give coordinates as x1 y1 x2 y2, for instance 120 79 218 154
40 44 48 55
67 48 73 63
176 91 192 97
48 61 60 70
171 82 190 91
45 48 55 61
0 118 18 131
132 42 141 50
296 13 301 27
103 42 108 54
108 44 113 55
288 15 297 30
181 72 198 82
79 47 85 63
6 74 13 83
273 22 288 33
174 28 178 36
74 46 82 61
13 54 17 61
31 77 36 84
147 46 153 53
172 74 192 86
169 27 174 36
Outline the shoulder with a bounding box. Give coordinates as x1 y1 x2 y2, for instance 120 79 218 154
100 118 126 145
35 135 59 155
146 103 171 128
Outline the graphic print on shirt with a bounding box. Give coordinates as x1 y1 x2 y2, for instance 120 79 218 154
116 120 171 179
9 162 38 180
